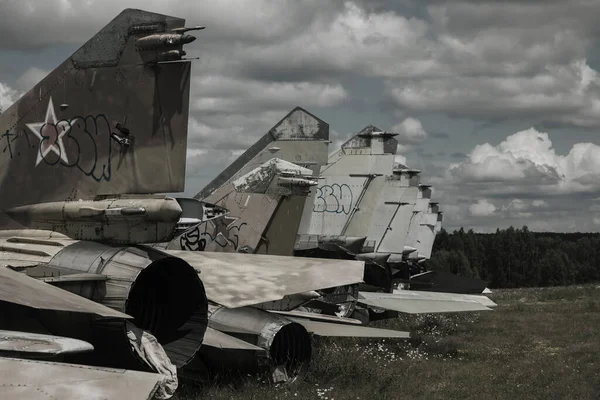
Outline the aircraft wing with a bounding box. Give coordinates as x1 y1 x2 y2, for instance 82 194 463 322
286 318 410 338
0 266 131 318
357 291 495 314
0 330 93 357
269 310 363 325
391 290 498 308
163 250 365 308
0 357 160 400
202 327 264 351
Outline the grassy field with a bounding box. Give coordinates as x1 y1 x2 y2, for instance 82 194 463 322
176 285 600 399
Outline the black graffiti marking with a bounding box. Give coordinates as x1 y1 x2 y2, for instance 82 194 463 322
1 130 13 158
1 115 112 182
179 217 248 251
312 183 353 215
1 128 35 158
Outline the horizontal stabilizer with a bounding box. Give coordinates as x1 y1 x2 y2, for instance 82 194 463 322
0 357 160 400
202 327 264 351
393 290 497 308
163 250 365 308
357 291 493 314
0 330 93 356
290 319 410 338
0 267 132 318
269 310 363 325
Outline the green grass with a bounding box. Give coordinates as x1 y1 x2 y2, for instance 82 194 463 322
175 284 600 399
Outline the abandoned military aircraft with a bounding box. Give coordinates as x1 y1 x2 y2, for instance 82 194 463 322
170 108 496 323
0 8 409 399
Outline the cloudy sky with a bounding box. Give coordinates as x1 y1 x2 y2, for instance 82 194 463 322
2 0 600 232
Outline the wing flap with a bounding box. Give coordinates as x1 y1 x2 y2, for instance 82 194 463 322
164 250 365 308
202 327 264 351
0 357 160 400
358 291 493 314
0 267 131 318
0 330 93 356
290 319 410 338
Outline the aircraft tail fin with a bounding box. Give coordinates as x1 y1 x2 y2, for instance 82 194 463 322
195 107 329 200
171 158 317 255
0 9 198 224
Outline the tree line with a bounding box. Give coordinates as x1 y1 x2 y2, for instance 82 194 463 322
426 226 600 288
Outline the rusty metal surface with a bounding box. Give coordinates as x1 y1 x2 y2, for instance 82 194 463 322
0 266 132 318
164 250 365 308
0 357 160 400
0 330 93 355
0 8 194 229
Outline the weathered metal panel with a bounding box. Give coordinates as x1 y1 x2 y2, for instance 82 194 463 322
0 330 93 355
376 186 419 253
164 250 365 308
363 180 410 245
269 310 362 325
197 107 329 200
202 327 263 351
391 289 497 308
404 191 431 254
0 9 193 229
0 267 131 318
307 176 368 236
0 357 160 400
289 319 410 338
257 195 309 256
413 210 439 259
357 291 493 314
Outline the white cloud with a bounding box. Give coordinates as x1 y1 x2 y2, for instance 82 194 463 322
469 199 496 217
449 127 600 194
532 200 549 208
0 82 19 111
392 117 428 145
394 154 407 166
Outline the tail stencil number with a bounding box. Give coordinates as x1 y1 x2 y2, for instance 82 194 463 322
312 183 353 215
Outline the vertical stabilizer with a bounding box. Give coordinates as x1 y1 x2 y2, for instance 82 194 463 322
0 9 196 227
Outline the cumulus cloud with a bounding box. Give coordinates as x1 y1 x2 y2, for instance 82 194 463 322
449 127 600 194
394 154 407 166
469 199 496 217
392 117 428 145
0 82 18 111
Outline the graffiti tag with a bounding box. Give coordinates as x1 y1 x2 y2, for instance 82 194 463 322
312 183 353 215
179 216 248 251
1 97 112 182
